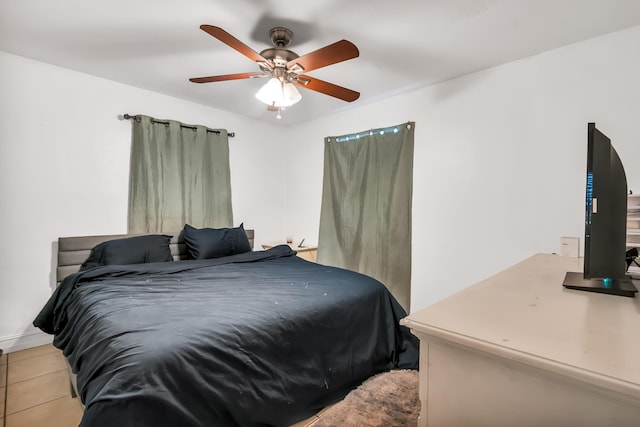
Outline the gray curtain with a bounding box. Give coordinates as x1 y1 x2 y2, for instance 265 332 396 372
128 115 233 233
318 122 414 311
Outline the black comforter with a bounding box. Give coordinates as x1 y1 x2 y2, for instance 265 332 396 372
34 246 418 427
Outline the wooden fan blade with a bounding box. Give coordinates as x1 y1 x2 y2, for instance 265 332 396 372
200 25 269 64
189 72 265 83
294 76 360 102
287 40 359 73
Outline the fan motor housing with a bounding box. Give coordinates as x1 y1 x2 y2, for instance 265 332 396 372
259 27 299 69
259 48 299 65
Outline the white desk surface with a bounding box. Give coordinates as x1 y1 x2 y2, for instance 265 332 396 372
402 253 640 400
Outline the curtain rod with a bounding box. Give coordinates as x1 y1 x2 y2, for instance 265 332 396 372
328 122 413 143
123 114 235 138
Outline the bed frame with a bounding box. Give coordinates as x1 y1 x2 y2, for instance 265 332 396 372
55 229 255 401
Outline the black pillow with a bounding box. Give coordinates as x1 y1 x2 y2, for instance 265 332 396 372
80 234 173 271
182 223 251 260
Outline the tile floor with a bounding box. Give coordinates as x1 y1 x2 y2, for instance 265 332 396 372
1 344 82 427
0 344 328 427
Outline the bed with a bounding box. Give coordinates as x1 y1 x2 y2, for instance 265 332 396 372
34 226 418 427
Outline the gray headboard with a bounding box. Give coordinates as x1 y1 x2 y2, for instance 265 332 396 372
56 229 255 284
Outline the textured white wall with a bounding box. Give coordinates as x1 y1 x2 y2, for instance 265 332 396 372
284 25 640 312
0 52 289 351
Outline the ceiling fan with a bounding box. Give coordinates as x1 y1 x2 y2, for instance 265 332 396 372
189 25 360 115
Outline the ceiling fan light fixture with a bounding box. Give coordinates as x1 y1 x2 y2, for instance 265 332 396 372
255 77 302 108
283 81 302 105
255 77 283 105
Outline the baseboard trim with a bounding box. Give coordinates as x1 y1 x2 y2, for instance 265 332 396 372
0 329 53 353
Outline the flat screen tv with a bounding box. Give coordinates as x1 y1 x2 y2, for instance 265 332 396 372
563 123 638 297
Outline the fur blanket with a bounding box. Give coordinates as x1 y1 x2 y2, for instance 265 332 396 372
311 369 420 427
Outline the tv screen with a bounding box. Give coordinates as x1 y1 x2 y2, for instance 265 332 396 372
563 123 637 297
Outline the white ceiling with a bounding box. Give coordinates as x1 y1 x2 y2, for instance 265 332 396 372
2 0 640 125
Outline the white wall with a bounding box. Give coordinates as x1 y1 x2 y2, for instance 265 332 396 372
0 52 290 351
285 25 640 312
3 24 640 351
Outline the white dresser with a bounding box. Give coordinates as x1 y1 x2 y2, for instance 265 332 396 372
401 253 640 427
